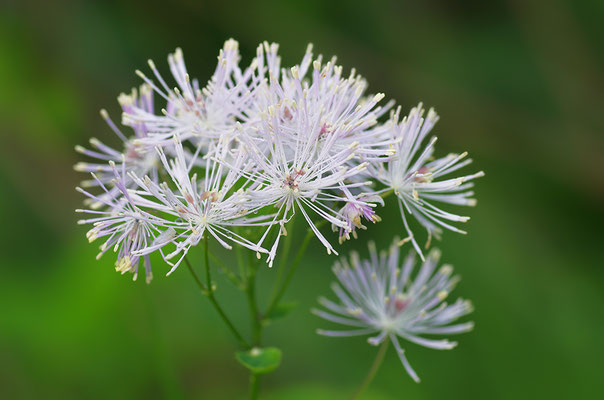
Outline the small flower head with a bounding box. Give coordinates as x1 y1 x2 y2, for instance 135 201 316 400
239 44 395 264
125 40 259 149
76 163 176 283
314 238 474 382
126 136 272 273
333 194 383 244
74 84 159 208
371 104 484 260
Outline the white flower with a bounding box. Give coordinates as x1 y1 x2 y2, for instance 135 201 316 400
74 84 160 208
127 136 273 273
240 130 371 264
314 239 474 382
251 42 396 160
76 162 176 283
371 104 484 260
235 45 396 265
332 194 383 244
125 40 260 150
75 40 484 284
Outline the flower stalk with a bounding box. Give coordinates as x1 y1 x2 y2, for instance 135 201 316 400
351 338 390 400
184 253 249 349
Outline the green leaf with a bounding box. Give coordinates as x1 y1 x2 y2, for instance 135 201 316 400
235 347 282 375
265 301 298 321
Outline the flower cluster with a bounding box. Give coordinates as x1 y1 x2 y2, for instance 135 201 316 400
75 39 482 282
314 239 474 382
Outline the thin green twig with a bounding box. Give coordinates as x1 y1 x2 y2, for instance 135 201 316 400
350 339 390 400
208 249 243 288
234 227 247 282
246 251 262 345
244 244 263 398
269 216 296 303
185 251 249 349
249 373 260 400
380 188 394 200
265 220 323 315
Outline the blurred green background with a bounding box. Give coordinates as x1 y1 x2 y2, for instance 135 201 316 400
1 0 603 399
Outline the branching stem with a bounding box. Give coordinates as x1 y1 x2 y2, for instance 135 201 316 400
185 249 249 349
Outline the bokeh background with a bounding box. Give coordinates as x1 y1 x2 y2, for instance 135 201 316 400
1 0 603 399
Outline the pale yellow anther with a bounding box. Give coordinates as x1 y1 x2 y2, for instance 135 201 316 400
291 66 299 79
73 162 88 172
440 265 453 275
86 229 98 243
174 47 183 60
89 138 101 148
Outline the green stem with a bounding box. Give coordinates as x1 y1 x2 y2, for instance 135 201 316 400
246 251 262 346
204 236 212 290
244 248 263 398
380 188 394 200
185 253 249 349
269 216 296 302
350 339 390 400
265 224 315 315
249 373 260 400
235 227 247 281
208 249 242 288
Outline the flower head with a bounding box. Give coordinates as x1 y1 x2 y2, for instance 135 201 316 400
126 136 272 273
75 41 484 284
333 194 383 244
237 44 395 264
370 104 484 260
126 40 259 149
314 239 474 382
74 84 160 208
76 162 176 283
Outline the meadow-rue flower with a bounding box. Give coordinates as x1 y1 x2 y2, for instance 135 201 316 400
74 84 160 208
370 104 484 260
314 239 474 382
126 40 260 149
236 45 396 264
76 163 176 283
252 42 396 160
333 194 383 244
76 41 483 284
126 136 273 273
